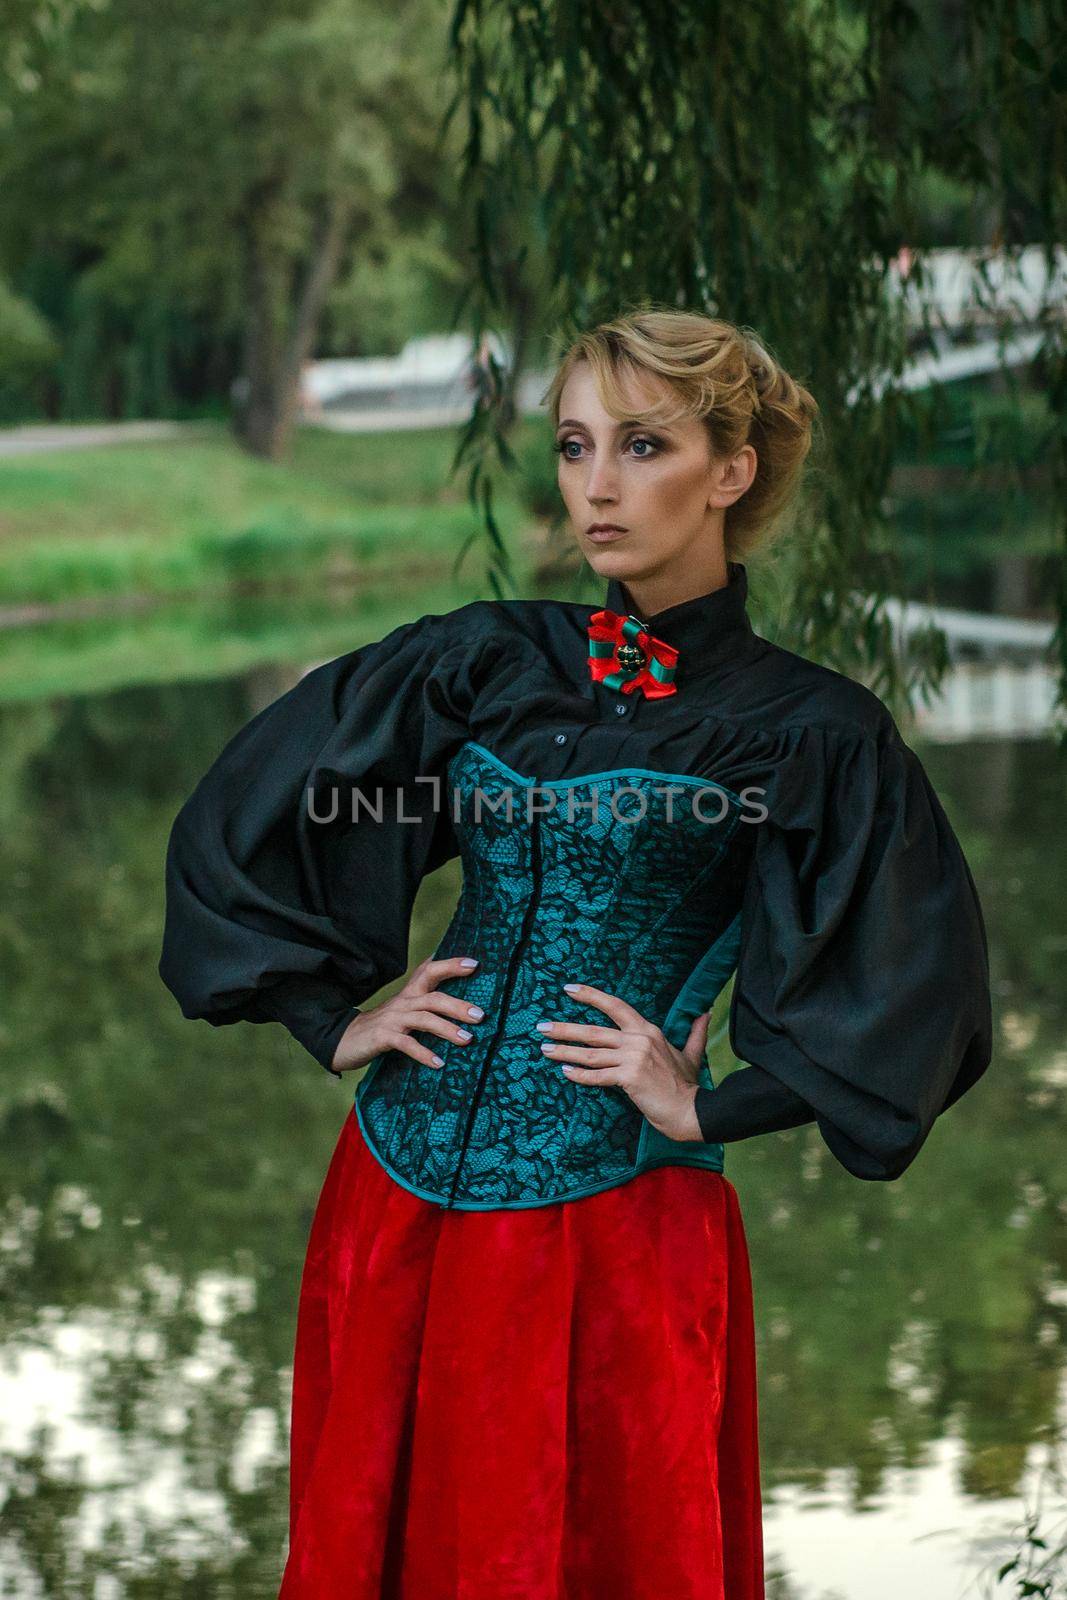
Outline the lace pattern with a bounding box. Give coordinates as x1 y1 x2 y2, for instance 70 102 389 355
356 742 750 1208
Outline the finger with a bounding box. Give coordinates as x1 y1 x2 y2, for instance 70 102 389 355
539 1041 624 1066
556 1063 627 1086
412 992 486 1025
684 1010 711 1061
559 982 650 1030
403 1009 479 1046
408 955 481 992
536 1020 627 1044
386 1034 447 1070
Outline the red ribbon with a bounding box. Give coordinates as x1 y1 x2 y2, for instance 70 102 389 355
586 608 679 698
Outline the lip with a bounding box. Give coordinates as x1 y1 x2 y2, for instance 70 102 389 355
586 523 629 542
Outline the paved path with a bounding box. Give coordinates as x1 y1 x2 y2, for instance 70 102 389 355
0 421 188 457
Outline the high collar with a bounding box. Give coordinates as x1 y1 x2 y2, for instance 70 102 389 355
600 560 754 683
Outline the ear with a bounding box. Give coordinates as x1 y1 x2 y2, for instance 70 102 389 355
709 444 757 511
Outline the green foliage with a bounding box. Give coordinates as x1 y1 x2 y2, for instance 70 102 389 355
977 1454 1067 1598
0 0 469 438
0 276 58 421
443 0 1067 729
510 417 566 521
1 0 1065 708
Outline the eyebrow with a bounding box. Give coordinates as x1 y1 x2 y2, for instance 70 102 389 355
555 417 664 432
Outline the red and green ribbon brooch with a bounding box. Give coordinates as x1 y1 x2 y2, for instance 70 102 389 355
586 609 679 698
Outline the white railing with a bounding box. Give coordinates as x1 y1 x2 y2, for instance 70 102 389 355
882 595 1055 660
303 246 1065 419
910 661 1060 741
881 596 1060 740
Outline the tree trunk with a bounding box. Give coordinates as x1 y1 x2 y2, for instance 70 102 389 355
235 190 352 461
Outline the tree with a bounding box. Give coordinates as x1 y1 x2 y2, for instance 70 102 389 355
0 0 464 454
444 0 1067 727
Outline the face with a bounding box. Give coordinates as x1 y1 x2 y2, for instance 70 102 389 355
554 360 756 610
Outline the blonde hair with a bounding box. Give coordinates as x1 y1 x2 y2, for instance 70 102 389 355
542 304 820 561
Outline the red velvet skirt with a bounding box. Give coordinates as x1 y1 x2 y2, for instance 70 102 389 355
278 1107 764 1600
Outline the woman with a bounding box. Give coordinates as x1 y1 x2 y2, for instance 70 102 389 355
159 309 993 1599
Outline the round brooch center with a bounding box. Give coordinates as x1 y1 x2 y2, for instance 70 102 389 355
616 641 647 672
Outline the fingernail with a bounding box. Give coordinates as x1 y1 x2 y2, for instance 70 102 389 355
563 983 580 993
432 1054 444 1066
468 1006 484 1020
536 1021 553 1031
540 1042 555 1052
456 1028 472 1041
460 958 479 967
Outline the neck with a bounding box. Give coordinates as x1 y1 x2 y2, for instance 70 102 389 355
609 554 730 622
597 559 753 684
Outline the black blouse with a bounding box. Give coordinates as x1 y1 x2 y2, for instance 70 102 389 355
158 560 994 1182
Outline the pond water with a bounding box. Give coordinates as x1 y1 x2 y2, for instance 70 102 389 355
0 620 1064 1598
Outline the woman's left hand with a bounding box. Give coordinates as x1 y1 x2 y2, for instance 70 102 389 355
536 982 710 1143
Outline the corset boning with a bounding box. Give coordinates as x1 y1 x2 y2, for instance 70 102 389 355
355 741 752 1209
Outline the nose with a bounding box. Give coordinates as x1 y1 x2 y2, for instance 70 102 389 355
584 454 619 505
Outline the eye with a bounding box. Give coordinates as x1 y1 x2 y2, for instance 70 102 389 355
553 434 662 460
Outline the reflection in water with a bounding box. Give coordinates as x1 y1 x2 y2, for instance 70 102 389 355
0 666 1064 1597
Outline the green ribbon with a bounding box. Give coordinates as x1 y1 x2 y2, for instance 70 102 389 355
590 615 677 694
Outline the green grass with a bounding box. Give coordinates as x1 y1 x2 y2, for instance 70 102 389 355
0 580 497 702
1 402 1058 702
0 504 491 606
0 419 545 608
0 421 481 536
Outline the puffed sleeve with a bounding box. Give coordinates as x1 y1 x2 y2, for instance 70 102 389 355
694 718 993 1180
158 608 481 1072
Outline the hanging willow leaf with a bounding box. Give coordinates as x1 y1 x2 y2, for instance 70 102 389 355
444 0 1067 739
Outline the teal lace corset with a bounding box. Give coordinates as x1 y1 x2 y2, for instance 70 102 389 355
354 741 749 1210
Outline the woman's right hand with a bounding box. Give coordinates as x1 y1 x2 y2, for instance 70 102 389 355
329 955 484 1074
